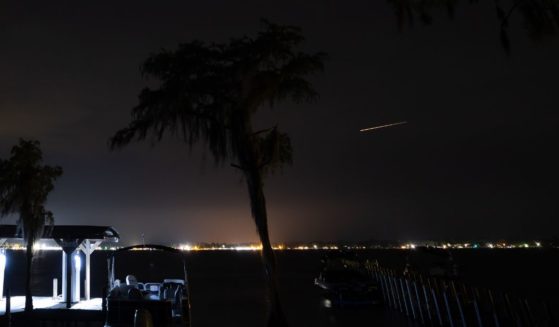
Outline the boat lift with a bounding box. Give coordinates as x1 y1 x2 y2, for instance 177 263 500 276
0 225 119 308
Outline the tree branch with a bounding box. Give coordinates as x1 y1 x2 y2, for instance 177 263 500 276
230 163 247 171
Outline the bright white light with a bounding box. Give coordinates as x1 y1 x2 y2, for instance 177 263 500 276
233 246 261 251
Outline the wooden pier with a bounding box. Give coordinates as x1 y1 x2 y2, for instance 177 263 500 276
369 264 558 327
1 296 104 327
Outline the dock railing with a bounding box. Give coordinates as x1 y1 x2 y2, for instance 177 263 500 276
368 264 557 327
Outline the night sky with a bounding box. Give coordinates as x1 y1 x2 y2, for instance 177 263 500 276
1 1 558 245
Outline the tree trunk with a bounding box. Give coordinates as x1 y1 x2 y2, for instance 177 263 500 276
24 237 34 312
244 167 288 327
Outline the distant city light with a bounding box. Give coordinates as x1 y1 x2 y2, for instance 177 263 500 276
0 239 549 253
234 245 262 251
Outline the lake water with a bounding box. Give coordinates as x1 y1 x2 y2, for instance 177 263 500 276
3 249 559 326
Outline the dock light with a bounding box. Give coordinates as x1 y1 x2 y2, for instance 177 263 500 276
0 250 6 299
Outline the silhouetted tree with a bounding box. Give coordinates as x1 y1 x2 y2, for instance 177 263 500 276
0 139 63 312
388 0 559 53
110 21 325 326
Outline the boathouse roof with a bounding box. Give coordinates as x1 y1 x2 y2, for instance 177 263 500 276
0 224 119 241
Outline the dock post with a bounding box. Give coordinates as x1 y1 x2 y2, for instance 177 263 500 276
102 286 108 314
53 278 58 299
451 282 467 327
379 271 389 306
78 239 103 301
422 277 433 324
388 274 396 309
472 288 484 327
399 278 409 316
5 288 11 327
392 274 403 312
431 285 444 326
544 301 556 327
405 278 416 320
382 272 391 306
388 274 398 309
376 270 387 304
384 274 397 309
413 279 425 324
0 249 5 301
488 290 501 327
442 283 455 327
521 298 534 326
504 293 520 326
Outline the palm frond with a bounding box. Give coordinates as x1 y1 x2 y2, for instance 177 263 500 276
0 139 62 243
111 21 325 175
253 127 293 174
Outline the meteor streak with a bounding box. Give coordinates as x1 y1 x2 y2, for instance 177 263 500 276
360 121 407 132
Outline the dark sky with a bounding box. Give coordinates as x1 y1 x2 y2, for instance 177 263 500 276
1 1 559 245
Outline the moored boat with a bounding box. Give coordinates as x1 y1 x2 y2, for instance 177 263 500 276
314 252 382 307
104 244 191 327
